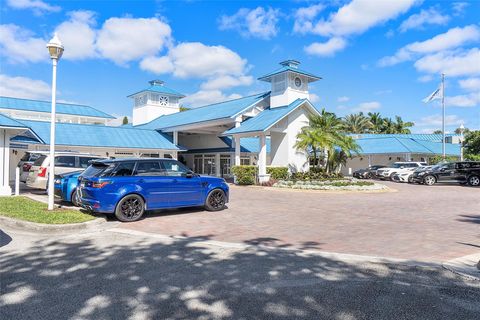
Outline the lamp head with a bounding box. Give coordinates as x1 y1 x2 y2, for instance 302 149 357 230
46 33 64 60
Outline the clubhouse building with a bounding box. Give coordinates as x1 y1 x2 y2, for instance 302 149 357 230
0 60 460 195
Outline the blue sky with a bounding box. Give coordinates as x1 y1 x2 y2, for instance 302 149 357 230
1 0 479 132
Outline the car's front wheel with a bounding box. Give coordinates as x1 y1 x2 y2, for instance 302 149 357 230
71 189 80 207
205 189 226 211
115 194 145 222
423 175 436 186
467 175 480 187
408 175 414 183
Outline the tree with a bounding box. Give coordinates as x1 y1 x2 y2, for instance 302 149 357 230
122 116 129 125
393 116 414 134
454 127 470 134
433 130 443 134
464 130 480 158
342 112 372 133
367 112 384 133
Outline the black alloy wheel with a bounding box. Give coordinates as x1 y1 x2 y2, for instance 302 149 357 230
115 194 145 222
467 175 480 187
205 189 226 211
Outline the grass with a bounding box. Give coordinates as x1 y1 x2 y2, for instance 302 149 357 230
0 196 96 224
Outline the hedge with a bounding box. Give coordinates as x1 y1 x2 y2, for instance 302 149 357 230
266 167 289 180
231 165 257 185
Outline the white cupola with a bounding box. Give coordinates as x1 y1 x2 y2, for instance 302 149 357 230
258 60 321 108
129 80 185 126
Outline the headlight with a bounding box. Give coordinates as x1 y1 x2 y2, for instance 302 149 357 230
418 172 426 176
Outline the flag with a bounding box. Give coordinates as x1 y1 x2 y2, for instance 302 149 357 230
422 85 443 103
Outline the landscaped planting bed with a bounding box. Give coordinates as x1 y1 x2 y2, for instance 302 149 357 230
273 178 388 191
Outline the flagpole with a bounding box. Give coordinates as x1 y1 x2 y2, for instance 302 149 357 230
441 73 445 159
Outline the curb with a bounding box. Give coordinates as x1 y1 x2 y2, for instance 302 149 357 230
442 253 480 281
0 215 107 233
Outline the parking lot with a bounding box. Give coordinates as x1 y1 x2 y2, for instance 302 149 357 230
117 181 479 262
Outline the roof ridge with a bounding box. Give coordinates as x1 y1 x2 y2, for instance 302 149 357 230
20 119 159 131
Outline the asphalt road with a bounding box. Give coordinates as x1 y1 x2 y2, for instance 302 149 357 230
1 226 479 320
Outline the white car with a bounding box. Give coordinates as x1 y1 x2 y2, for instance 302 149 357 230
376 162 428 181
392 167 419 183
26 152 103 190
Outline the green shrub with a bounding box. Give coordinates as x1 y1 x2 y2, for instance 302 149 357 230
428 155 459 165
290 168 343 181
231 165 257 185
266 167 288 180
465 153 480 161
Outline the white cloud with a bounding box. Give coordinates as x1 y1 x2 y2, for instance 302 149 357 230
353 101 381 112
97 17 172 65
337 96 350 102
309 0 417 37
293 3 325 34
219 7 280 40
458 77 480 91
378 25 480 67
417 114 464 127
414 48 480 77
446 92 480 107
141 42 248 79
418 75 434 82
399 7 449 33
304 37 346 57
0 24 48 63
452 2 469 16
55 11 97 60
200 75 253 90
309 93 320 103
0 74 51 99
6 0 60 14
181 90 242 108
299 0 417 57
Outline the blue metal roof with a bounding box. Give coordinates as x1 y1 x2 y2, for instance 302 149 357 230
224 98 309 135
138 92 270 130
355 137 460 156
19 120 180 150
128 80 185 98
219 136 271 153
0 113 29 128
0 96 115 119
258 61 321 81
352 133 461 142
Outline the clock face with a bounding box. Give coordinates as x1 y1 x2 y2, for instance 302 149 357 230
294 77 302 88
159 96 169 106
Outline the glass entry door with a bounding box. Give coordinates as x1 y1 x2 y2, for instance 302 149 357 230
194 155 203 174
220 155 231 177
203 155 216 176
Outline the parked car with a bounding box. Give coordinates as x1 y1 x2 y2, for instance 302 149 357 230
412 161 480 186
54 170 83 206
376 162 428 180
353 165 386 179
78 158 230 222
27 152 103 190
392 166 433 183
18 151 44 182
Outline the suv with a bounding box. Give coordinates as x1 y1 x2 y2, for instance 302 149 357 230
376 162 428 180
412 161 480 186
17 151 44 182
78 158 229 222
26 152 103 190
353 165 386 179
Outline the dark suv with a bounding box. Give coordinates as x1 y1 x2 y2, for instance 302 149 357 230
412 161 480 186
353 165 386 179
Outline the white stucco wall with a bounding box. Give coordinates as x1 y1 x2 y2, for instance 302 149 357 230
178 134 229 149
341 154 440 175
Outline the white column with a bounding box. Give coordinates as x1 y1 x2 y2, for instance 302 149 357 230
258 134 269 183
215 153 221 177
0 130 12 196
234 136 241 166
47 58 58 210
173 131 178 145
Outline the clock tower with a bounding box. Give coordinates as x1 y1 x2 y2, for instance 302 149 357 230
129 80 185 126
258 60 321 108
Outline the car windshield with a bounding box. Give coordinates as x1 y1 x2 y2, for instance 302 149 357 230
33 155 46 166
82 162 115 178
391 163 405 168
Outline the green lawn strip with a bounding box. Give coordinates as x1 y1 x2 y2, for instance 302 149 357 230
0 196 95 224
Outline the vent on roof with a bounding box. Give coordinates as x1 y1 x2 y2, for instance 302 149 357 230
149 80 164 86
279 60 300 68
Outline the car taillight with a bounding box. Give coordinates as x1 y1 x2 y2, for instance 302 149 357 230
91 181 111 188
38 167 47 177
23 163 32 171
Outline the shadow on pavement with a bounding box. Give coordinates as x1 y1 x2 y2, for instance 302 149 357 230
0 229 12 247
1 232 479 319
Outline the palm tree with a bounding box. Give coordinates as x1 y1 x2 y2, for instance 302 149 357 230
367 112 384 133
393 116 414 134
327 135 362 173
342 112 372 133
382 118 397 134
294 127 320 168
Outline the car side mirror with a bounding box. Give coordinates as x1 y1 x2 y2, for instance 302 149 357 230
440 168 445 172
185 172 194 178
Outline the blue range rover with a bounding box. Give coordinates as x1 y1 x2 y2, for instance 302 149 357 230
78 158 229 222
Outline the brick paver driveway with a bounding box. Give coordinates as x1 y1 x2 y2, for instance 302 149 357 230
118 181 479 262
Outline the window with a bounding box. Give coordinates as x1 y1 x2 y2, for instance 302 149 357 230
240 158 250 165
34 155 47 166
79 157 99 168
135 161 163 176
151 93 160 104
160 160 190 177
110 162 135 177
55 156 76 168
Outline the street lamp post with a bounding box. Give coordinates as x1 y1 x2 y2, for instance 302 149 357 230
459 123 465 161
46 33 64 211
